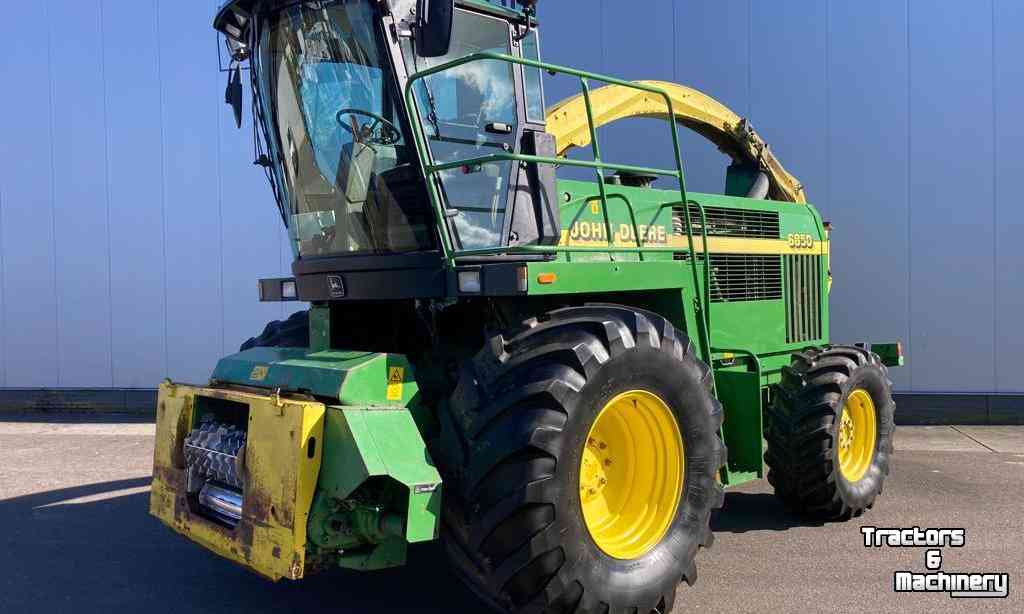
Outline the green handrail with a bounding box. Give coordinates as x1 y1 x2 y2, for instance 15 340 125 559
428 153 681 179
712 347 763 385
689 200 713 314
558 193 646 257
402 50 713 364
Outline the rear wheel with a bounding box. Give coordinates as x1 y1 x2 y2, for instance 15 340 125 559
439 305 726 613
764 345 895 519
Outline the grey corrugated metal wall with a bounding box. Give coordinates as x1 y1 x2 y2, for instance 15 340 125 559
0 0 1020 394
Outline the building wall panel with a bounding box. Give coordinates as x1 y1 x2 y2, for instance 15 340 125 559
0 0 1013 396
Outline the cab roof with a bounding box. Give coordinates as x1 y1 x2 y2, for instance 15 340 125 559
215 0 528 37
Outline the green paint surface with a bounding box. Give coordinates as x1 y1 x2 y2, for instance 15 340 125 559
523 178 833 378
318 407 442 544
212 348 417 406
715 369 764 484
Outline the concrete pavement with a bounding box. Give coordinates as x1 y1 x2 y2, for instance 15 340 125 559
1 417 1021 613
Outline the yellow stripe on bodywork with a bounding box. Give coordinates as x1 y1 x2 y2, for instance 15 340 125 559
669 236 830 256
558 230 829 256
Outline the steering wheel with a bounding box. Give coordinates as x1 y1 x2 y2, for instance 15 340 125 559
336 109 401 146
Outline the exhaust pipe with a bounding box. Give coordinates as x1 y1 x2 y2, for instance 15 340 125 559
199 483 243 524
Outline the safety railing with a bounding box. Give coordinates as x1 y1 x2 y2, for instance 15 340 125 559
403 51 713 362
712 347 763 385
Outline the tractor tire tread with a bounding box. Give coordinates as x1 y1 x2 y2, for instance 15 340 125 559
764 345 895 520
239 310 309 351
441 304 725 613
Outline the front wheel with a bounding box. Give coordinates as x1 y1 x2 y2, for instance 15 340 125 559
439 305 726 613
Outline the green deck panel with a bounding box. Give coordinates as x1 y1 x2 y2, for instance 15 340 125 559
211 348 418 406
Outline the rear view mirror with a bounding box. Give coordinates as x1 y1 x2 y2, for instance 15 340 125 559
226 64 243 129
415 0 454 57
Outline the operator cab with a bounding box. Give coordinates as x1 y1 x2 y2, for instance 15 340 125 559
215 0 556 298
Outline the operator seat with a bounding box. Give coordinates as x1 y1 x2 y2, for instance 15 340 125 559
365 163 427 252
334 141 385 251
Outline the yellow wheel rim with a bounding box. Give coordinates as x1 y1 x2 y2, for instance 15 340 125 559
837 389 877 482
579 390 684 560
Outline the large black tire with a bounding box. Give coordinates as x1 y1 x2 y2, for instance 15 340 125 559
439 305 726 614
239 310 309 351
764 345 895 519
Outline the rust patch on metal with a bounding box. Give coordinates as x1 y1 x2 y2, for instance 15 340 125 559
170 407 191 468
173 494 190 524
153 465 183 486
244 489 273 525
276 495 295 527
235 522 255 558
203 389 239 401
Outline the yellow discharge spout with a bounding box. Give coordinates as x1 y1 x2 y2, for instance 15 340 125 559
545 80 807 204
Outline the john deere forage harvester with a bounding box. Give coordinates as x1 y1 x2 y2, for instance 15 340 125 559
150 1 904 611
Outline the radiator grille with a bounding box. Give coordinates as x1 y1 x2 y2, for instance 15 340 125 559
674 205 780 239
785 255 823 343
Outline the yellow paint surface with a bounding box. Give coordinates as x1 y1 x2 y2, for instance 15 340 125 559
547 81 806 204
150 382 324 581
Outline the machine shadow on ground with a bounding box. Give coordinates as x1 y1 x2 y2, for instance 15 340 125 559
0 411 155 424
0 476 833 613
0 479 480 613
711 491 825 534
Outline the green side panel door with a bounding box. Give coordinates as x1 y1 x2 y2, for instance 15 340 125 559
319 406 442 543
714 369 764 485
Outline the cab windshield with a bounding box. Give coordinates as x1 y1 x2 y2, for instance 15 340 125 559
399 8 517 250
257 0 434 257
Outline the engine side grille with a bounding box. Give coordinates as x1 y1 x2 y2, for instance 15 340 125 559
674 205 780 239
675 253 784 303
785 255 823 343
